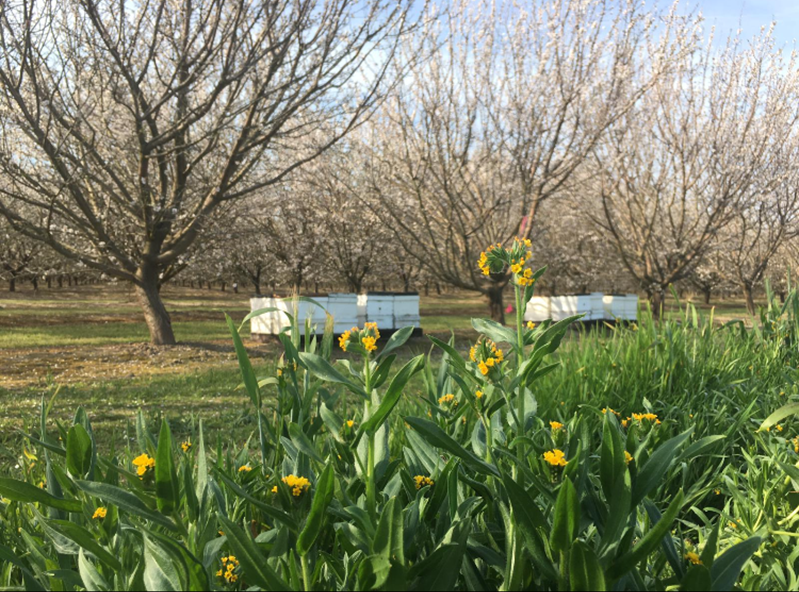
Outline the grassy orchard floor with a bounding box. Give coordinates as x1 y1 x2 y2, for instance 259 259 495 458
0 283 764 454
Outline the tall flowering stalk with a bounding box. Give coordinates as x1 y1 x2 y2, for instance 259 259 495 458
477 237 539 461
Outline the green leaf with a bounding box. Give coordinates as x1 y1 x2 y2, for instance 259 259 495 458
213 470 299 531
681 565 712 591
378 325 415 359
632 427 693 506
550 477 580 553
471 318 517 348
155 419 179 514
607 489 684 580
427 335 468 372
677 436 726 462
298 352 367 398
66 424 93 478
297 464 335 556
710 537 761 591
143 534 182 591
570 541 606 591
404 417 499 477
226 313 260 408
48 519 122 570
288 423 323 463
599 414 625 501
75 481 178 531
217 513 290 591
362 355 425 436
0 477 81 513
759 404 799 432
78 549 109 591
373 496 404 564
502 473 559 581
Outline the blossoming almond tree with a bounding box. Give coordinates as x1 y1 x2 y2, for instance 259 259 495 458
589 26 799 317
365 0 691 322
0 0 413 344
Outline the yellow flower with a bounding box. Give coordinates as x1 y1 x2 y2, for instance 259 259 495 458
792 437 799 453
478 362 489 375
438 393 457 406
527 321 536 330
219 556 240 583
685 551 702 565
510 263 522 274
271 485 278 494
729 521 738 529
238 465 252 473
181 441 192 452
550 421 564 431
281 474 311 497
132 453 155 478
632 412 660 424
475 390 483 399
776 424 784 432
624 451 633 465
362 335 377 352
92 507 107 520
714 489 721 495
346 420 355 428
485 357 496 367
339 330 351 352
414 475 434 490
543 449 568 467
621 417 631 428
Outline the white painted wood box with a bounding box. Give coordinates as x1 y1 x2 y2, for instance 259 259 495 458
393 293 421 328
249 296 329 336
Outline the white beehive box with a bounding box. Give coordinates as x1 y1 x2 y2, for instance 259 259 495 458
394 293 421 328
365 292 394 330
356 294 368 327
588 292 606 321
524 296 551 322
249 297 329 336
327 293 359 334
603 294 638 321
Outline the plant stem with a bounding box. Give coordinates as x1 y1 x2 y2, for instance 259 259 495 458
301 553 312 591
364 356 377 520
515 284 526 463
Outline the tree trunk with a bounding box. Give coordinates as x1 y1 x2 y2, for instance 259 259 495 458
57 276 63 288
135 267 176 345
742 283 756 315
424 282 429 296
648 289 665 320
8 277 15 292
702 287 711 305
32 277 39 291
485 285 505 324
780 291 786 303
46 277 52 289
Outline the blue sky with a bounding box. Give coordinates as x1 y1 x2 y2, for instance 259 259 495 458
675 0 799 46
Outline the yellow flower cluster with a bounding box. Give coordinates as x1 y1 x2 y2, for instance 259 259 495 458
792 437 799 453
550 421 564 431
477 238 535 287
339 322 381 353
602 407 620 417
685 551 702 565
92 507 107 520
624 451 633 465
238 465 252 473
470 337 504 377
632 412 661 425
526 321 536 330
217 555 239 583
181 441 192 452
475 390 484 399
414 475 434 490
346 420 355 428
543 449 568 467
273 474 311 497
438 393 457 407
132 453 155 479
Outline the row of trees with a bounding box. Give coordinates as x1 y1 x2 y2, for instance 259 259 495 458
1 0 799 342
